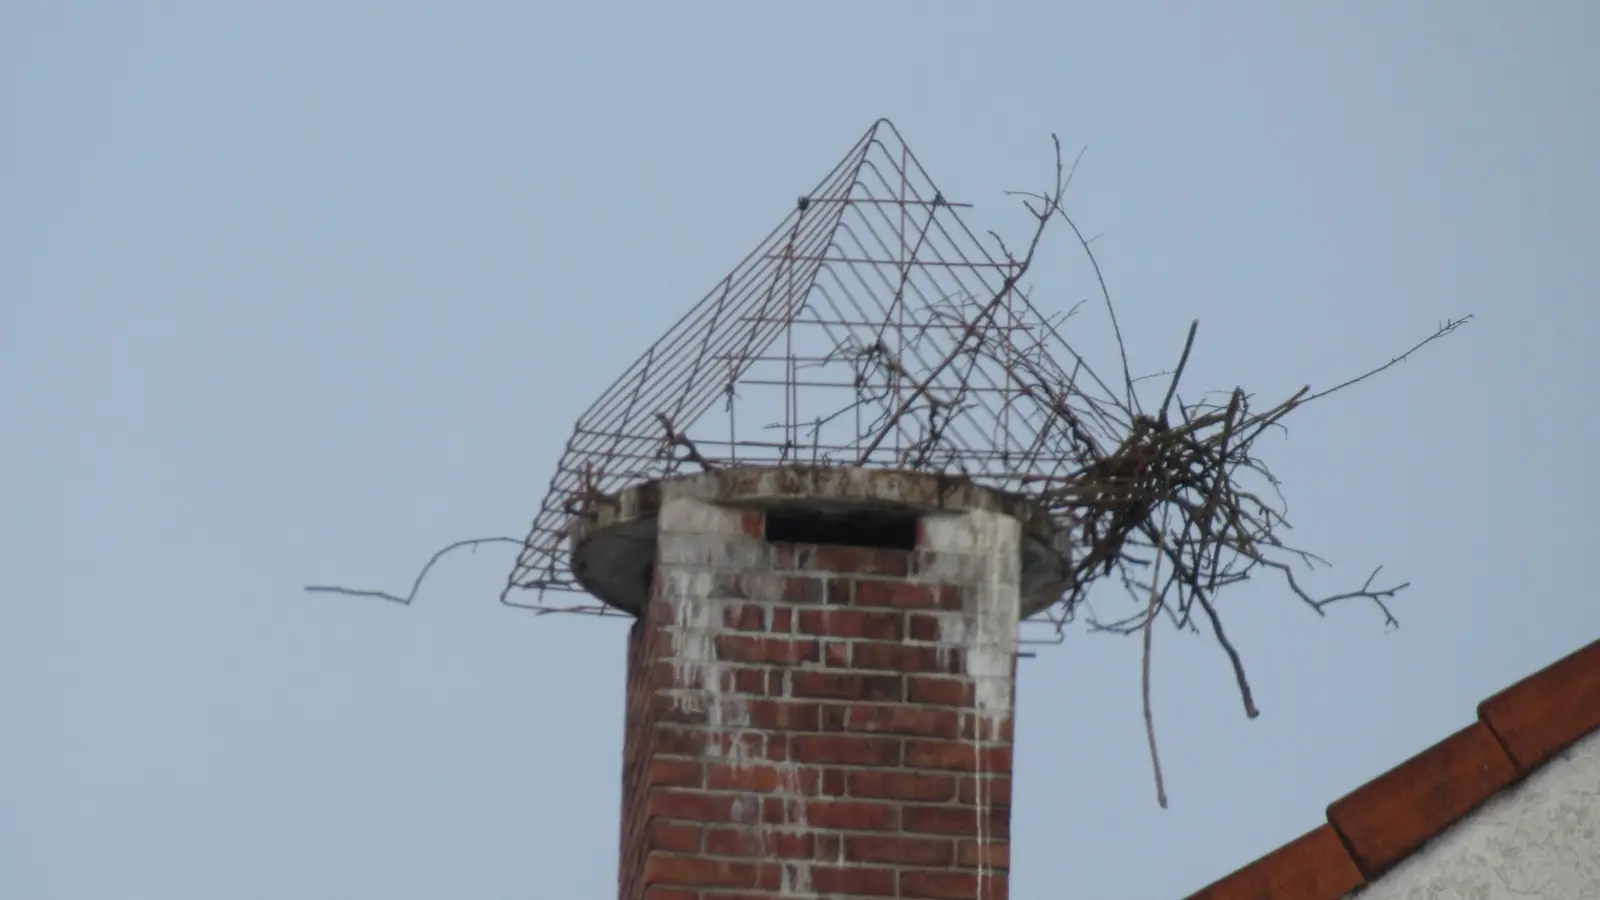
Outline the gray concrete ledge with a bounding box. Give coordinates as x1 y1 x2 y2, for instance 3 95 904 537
568 466 1073 618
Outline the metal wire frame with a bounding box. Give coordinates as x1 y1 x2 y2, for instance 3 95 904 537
505 119 1120 610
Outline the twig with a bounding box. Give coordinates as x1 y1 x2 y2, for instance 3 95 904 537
1157 320 1199 423
654 411 721 470
305 537 524 606
1055 206 1137 414
1143 526 1169 809
1302 316 1473 404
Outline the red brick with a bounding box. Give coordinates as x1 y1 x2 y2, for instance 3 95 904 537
846 704 960 738
936 583 966 608
845 834 955 866
958 776 1013 807
901 869 1008 900
650 693 721 725
784 799 899 831
741 699 821 731
1327 723 1517 877
642 889 698 900
825 578 853 604
705 762 817 794
905 739 1011 772
739 509 764 537
779 575 825 603
956 839 1011 870
622 536 1035 900
789 734 903 766
646 789 739 824
791 670 903 702
653 661 697 690
716 667 771 696
908 612 946 641
821 640 850 667
704 827 813 859
855 580 942 609
651 726 786 762
808 865 898 896
1478 639 1600 770
646 758 703 788
819 768 847 796
959 712 1015 742
646 821 701 854
903 804 1010 838
770 606 792 633
1184 825 1363 900
809 545 910 577
819 703 847 732
644 598 676 623
642 855 776 890
797 607 904 640
908 676 975 707
712 634 819 665
848 769 958 802
721 603 766 632
854 640 962 674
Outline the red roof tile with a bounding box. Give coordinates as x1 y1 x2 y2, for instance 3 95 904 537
1183 638 1600 900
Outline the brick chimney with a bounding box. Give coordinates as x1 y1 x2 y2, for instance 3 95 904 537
572 468 1068 900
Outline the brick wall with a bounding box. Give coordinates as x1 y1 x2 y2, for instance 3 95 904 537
616 494 1021 899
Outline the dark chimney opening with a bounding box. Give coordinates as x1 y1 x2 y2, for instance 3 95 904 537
764 506 919 551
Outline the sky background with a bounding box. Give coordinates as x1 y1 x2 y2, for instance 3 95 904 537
3 3 1597 898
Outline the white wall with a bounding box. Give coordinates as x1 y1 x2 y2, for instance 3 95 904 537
1349 730 1600 899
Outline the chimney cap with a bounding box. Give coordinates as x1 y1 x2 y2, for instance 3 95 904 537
568 465 1074 617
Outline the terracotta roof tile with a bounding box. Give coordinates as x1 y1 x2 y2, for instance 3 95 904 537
1479 638 1600 770
1325 722 1517 876
1183 637 1600 899
1185 826 1363 900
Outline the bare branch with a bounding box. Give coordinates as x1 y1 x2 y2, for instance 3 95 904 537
654 411 721 471
1303 316 1473 404
1143 525 1169 809
305 537 524 606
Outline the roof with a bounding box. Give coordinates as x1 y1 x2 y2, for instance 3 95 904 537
1185 637 1600 900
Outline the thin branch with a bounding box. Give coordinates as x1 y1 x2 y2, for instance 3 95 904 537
305 537 524 606
1142 525 1169 809
1303 316 1473 404
654 411 721 470
1054 205 1137 414
1158 320 1199 423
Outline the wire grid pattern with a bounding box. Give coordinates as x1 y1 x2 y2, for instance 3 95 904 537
508 120 1096 609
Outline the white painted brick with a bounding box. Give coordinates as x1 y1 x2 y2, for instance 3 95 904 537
657 495 748 535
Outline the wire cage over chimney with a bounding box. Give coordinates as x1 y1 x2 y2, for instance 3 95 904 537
507 120 1112 612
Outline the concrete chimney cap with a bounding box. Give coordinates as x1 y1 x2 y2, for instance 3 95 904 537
567 465 1075 617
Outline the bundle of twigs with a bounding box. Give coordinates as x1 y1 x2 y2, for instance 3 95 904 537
817 137 1469 804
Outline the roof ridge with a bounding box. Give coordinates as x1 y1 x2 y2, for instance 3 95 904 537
1185 637 1600 899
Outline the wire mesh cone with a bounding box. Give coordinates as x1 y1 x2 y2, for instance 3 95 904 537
508 119 1110 610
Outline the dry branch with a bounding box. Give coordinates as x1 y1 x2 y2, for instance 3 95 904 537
305 537 524 606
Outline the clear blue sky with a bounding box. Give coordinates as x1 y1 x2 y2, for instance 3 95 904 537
4 4 1596 898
